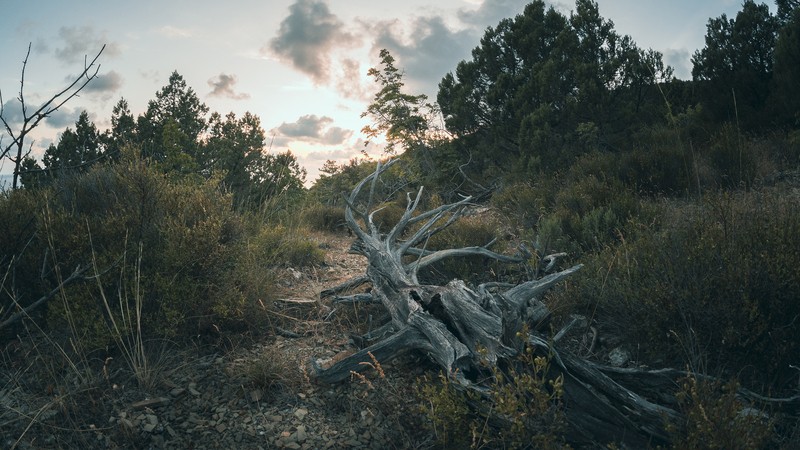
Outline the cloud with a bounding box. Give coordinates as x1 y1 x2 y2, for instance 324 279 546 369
44 107 82 129
457 0 532 26
82 70 124 94
320 126 352 145
58 70 123 104
277 114 333 137
663 48 693 80
371 16 475 95
54 26 120 65
207 73 251 100
0 100 78 129
271 114 353 146
139 70 161 84
334 58 371 101
266 0 359 84
158 25 193 39
302 147 359 162
0 99 25 127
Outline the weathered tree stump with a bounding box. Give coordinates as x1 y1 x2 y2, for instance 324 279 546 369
310 160 799 447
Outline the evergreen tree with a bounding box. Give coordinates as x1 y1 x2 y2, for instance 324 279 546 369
772 4 800 126
137 71 209 170
204 111 269 205
42 110 104 173
692 1 778 128
437 0 670 179
107 97 137 160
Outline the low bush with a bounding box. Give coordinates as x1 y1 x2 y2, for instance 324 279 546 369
421 212 513 284
552 189 800 390
300 203 346 232
667 376 774 449
417 337 569 449
491 181 552 230
371 200 409 234
250 225 325 268
1 150 320 349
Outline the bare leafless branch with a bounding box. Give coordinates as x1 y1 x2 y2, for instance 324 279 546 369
0 265 92 331
0 43 105 189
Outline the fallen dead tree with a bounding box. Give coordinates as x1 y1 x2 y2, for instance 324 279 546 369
310 160 799 447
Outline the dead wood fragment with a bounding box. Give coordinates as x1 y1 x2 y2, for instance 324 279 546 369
309 160 797 447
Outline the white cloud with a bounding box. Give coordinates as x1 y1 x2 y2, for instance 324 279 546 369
266 0 360 84
54 26 119 65
271 114 353 146
158 25 193 39
207 73 250 100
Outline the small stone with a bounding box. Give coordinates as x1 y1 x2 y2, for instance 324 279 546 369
296 425 307 442
143 423 156 433
188 386 201 396
131 397 170 409
249 389 263 402
170 388 186 397
293 408 308 420
216 423 227 433
284 443 301 450
609 347 631 367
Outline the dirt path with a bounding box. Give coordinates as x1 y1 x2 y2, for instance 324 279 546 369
127 231 433 450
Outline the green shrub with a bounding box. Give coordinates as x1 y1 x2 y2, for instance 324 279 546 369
706 123 759 188
491 181 551 230
251 225 325 268
0 189 46 326
0 150 321 348
417 338 569 449
667 376 774 449
421 213 512 284
36 156 255 343
547 174 639 253
235 344 303 398
371 200 409 233
553 189 800 390
417 373 473 449
299 203 346 232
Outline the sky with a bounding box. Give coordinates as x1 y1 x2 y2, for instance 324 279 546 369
0 0 756 183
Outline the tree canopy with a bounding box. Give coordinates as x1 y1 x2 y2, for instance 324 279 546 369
692 0 779 127
436 0 672 182
18 71 306 208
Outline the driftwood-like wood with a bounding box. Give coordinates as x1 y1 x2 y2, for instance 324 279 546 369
309 160 800 447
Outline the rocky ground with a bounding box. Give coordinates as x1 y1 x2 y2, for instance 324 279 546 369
1 231 437 449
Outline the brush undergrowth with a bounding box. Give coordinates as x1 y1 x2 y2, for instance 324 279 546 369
0 149 323 447
417 334 570 450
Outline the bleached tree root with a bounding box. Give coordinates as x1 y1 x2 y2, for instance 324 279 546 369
309 159 799 447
